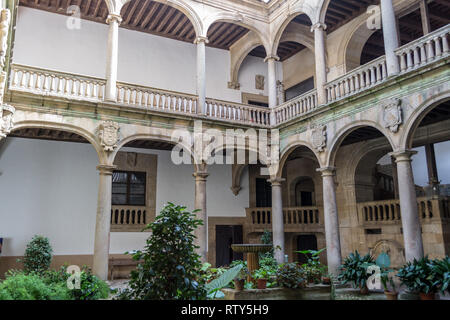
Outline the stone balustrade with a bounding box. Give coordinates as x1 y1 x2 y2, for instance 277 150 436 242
245 206 323 232
357 197 450 225
325 56 388 104
110 205 148 232
10 64 106 102
273 89 317 125
205 98 271 127
396 24 449 73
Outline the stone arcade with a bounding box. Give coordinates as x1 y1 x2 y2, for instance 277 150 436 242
0 0 449 281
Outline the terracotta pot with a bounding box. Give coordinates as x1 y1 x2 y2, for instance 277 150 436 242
257 279 267 290
322 277 331 285
360 284 369 295
384 291 398 300
419 292 436 300
234 279 245 291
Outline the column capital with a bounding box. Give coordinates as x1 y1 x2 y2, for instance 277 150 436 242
264 55 280 63
317 166 336 176
311 22 327 32
268 177 285 186
389 149 418 162
194 36 209 45
96 164 117 175
193 171 209 181
106 14 122 25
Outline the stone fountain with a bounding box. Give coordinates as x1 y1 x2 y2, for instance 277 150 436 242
231 244 272 282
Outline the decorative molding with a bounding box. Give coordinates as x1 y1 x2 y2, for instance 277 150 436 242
227 81 241 90
255 74 265 90
98 121 120 152
383 98 402 133
0 104 15 139
311 23 327 32
310 124 327 152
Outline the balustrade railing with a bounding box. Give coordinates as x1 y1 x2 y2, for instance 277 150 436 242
325 56 388 104
10 64 105 102
246 206 322 229
357 197 449 225
110 205 148 231
273 89 317 125
396 24 449 73
205 98 271 126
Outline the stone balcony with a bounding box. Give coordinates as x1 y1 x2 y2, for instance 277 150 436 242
6 24 450 129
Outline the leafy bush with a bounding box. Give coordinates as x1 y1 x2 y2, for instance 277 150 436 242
297 248 326 283
276 263 305 289
205 264 243 299
338 251 374 289
230 260 249 280
259 230 274 260
119 203 207 300
432 256 450 294
0 271 70 300
200 263 226 284
22 235 53 274
397 256 439 294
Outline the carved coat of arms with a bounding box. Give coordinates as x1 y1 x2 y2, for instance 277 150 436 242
98 121 120 152
383 98 402 133
0 104 14 139
311 124 327 152
255 75 265 90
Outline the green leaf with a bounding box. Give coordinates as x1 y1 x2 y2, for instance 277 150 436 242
205 264 243 295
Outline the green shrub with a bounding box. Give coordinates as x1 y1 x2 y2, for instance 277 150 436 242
432 256 450 294
397 256 439 294
22 235 53 274
276 263 305 289
0 271 70 300
119 203 207 300
338 251 374 289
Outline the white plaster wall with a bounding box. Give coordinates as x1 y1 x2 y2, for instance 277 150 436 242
13 7 282 104
0 139 249 257
282 48 315 91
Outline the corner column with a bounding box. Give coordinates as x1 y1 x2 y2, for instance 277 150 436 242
93 164 116 280
269 177 285 264
193 168 209 262
380 0 400 76
195 36 208 115
105 13 122 102
265 55 280 125
311 23 328 105
317 167 342 276
390 150 424 262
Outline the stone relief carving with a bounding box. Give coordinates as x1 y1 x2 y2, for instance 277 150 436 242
310 124 327 152
98 121 120 152
383 98 402 133
0 104 15 139
255 75 265 90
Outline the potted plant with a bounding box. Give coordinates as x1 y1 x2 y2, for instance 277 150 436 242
338 251 375 295
322 273 332 285
375 252 398 300
230 260 248 292
432 256 450 296
253 267 274 289
296 248 326 284
276 263 305 289
397 256 439 300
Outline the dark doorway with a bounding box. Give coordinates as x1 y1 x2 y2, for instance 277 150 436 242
296 235 318 264
256 178 272 207
216 225 243 267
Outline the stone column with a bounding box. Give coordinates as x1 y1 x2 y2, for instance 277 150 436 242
380 0 400 76
105 14 122 102
391 156 400 199
93 164 116 280
195 36 208 115
269 177 285 264
317 167 342 276
265 55 279 125
311 23 328 105
193 169 209 262
390 150 424 262
419 0 431 35
425 143 439 189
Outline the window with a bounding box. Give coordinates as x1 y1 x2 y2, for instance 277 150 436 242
256 178 272 207
112 171 146 206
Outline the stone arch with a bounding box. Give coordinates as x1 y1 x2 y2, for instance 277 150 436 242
327 121 396 167
11 120 105 164
277 140 322 179
400 91 450 150
270 2 315 56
